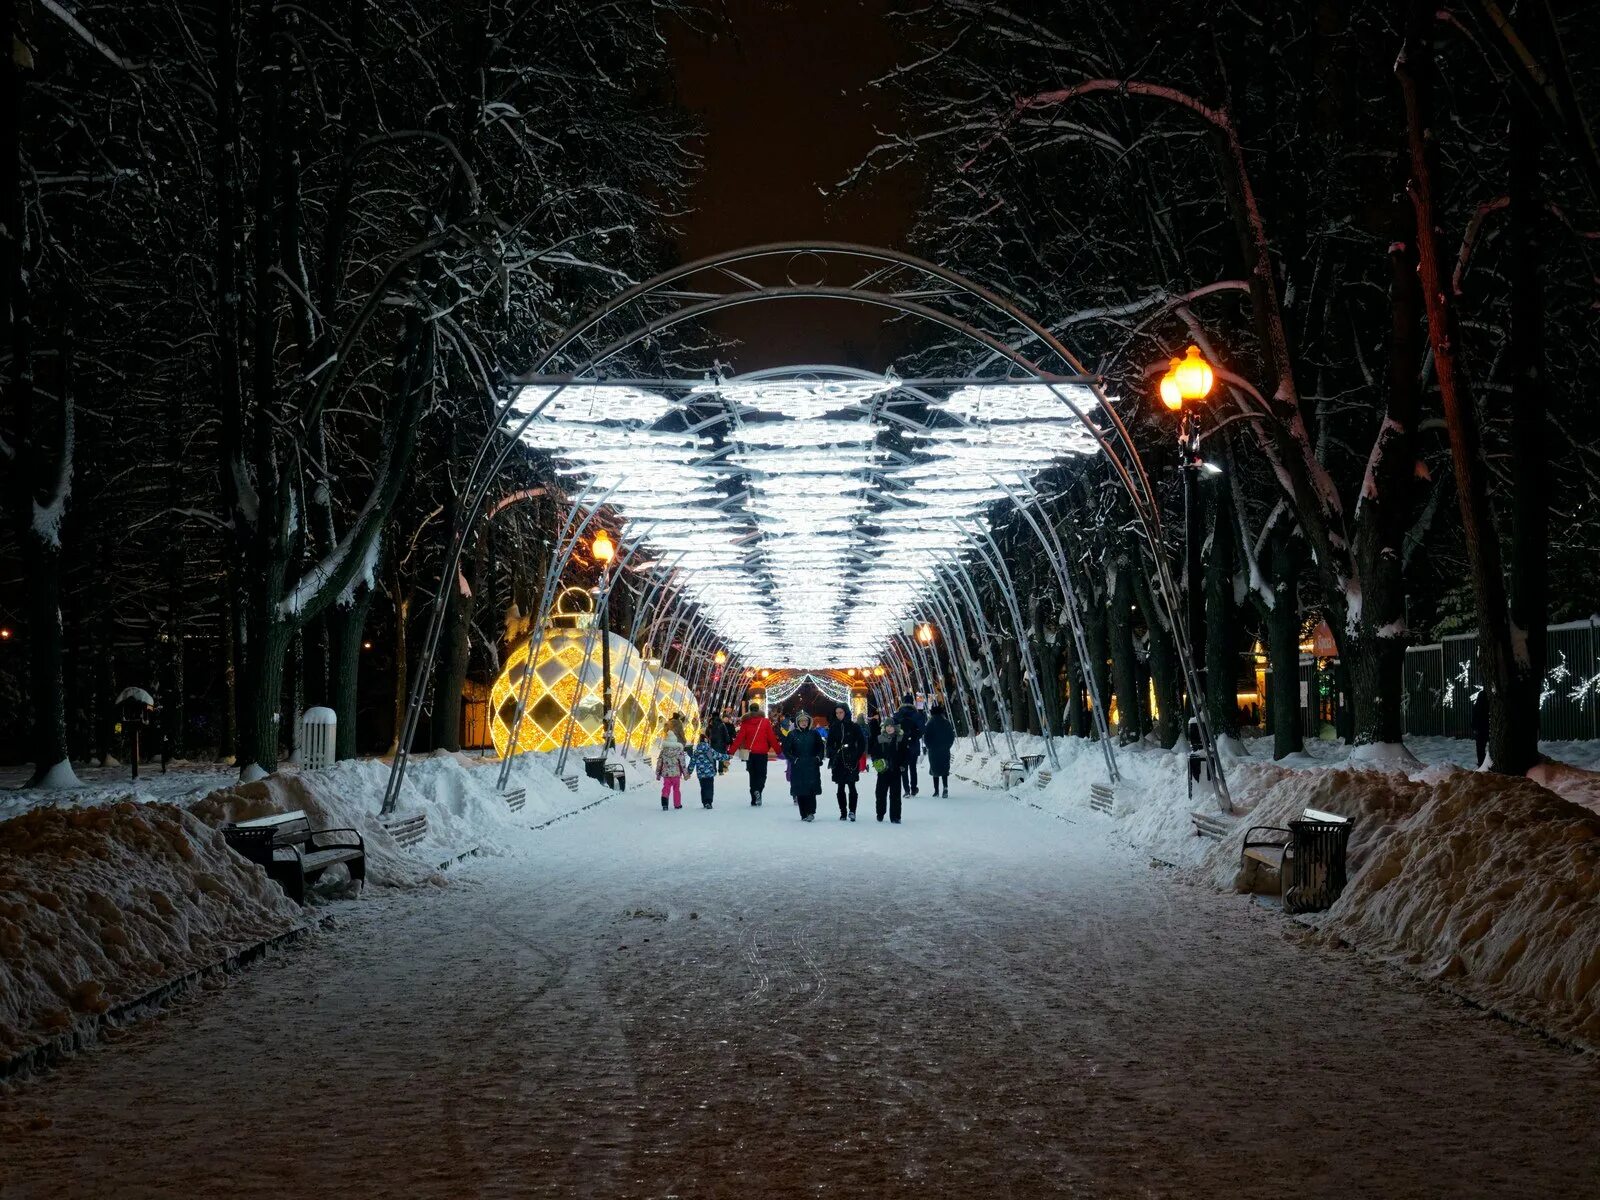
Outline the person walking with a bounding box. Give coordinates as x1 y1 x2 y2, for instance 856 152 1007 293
827 703 867 820
871 718 905 823
782 710 827 822
776 714 796 793
893 693 927 796
1472 685 1490 768
689 733 729 809
923 703 956 797
655 722 688 811
729 702 781 806
712 708 738 774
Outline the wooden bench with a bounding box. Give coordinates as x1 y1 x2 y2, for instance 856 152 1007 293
1241 807 1353 913
561 774 579 793
379 810 428 850
502 787 527 813
1190 809 1232 840
224 811 365 905
1033 768 1053 791
1089 782 1115 813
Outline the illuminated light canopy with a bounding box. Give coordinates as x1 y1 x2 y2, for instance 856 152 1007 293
936 382 1099 422
691 377 897 418
509 383 677 424
509 370 1110 669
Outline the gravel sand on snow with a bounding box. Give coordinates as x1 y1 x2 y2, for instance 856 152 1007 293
4 777 1599 1199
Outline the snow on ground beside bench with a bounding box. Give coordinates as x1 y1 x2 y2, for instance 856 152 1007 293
967 732 1600 1048
0 802 302 1066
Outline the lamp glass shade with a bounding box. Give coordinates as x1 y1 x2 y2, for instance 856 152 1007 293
1158 359 1183 412
1174 345 1214 401
592 529 616 563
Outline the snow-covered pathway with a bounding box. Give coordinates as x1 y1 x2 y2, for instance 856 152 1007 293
5 775 1600 1198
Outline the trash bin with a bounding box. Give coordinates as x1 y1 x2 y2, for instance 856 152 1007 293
1283 812 1353 914
301 707 337 770
584 755 607 784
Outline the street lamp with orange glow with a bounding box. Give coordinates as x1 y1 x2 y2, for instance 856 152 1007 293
593 529 617 752
1157 345 1216 786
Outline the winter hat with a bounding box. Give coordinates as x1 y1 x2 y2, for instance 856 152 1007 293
902 693 914 705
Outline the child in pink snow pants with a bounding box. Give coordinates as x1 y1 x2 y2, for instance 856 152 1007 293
656 721 688 811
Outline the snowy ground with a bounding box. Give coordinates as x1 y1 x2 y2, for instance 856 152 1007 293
4 772 1598 1198
1 750 622 1064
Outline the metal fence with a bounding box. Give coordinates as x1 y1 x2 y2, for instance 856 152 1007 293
1402 618 1600 741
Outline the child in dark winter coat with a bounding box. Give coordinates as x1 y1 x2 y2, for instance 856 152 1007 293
689 737 730 809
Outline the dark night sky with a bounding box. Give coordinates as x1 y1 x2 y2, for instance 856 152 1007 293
665 0 923 371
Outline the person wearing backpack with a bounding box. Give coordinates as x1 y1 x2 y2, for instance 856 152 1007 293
688 734 730 809
893 693 927 796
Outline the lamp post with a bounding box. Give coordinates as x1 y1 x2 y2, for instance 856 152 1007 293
1158 345 1216 784
592 529 616 753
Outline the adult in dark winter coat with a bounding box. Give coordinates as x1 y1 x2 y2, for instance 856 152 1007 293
729 702 781 805
893 694 926 796
782 711 826 822
871 720 906 823
708 710 734 754
1472 687 1490 767
923 704 956 797
827 703 867 821
710 709 738 774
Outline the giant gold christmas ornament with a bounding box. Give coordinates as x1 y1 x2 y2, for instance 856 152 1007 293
489 588 700 757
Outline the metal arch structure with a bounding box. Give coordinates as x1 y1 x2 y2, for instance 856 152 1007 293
381 242 1230 815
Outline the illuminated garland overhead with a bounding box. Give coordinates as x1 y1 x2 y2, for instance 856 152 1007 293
762 671 855 709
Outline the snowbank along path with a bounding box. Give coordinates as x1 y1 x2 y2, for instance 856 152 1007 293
4 775 1600 1199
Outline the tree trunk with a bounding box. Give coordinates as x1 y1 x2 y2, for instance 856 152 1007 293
1107 558 1143 743
1203 470 1240 743
3 0 75 786
431 438 477 752
388 550 410 755
1128 551 1182 749
1265 528 1304 760
329 585 376 760
1399 1 1535 774
1507 74 1548 754
1344 118 1426 747
222 581 239 761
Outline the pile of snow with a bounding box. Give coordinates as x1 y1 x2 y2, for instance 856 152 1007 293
1304 772 1600 1047
0 801 302 1065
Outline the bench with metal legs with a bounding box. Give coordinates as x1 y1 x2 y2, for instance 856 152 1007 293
1241 807 1353 913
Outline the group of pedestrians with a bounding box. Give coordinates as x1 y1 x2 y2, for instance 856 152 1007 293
654 695 957 824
